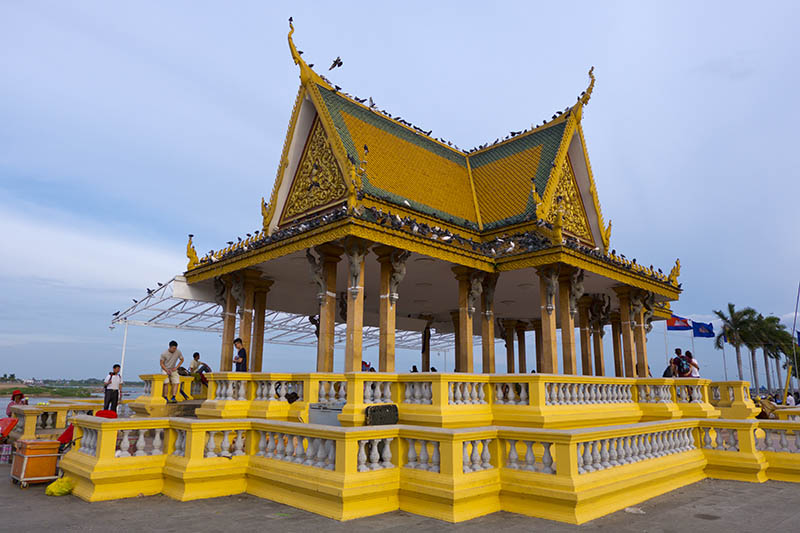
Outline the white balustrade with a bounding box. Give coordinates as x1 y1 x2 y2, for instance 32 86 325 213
401 382 433 405
577 428 694 474
710 386 721 403
143 380 152 395
503 439 555 474
363 381 393 404
754 428 800 453
544 382 633 405
461 439 493 473
676 385 704 404
699 427 739 452
403 438 440 472
448 382 488 405
317 381 346 405
495 383 531 405
357 438 394 471
78 428 98 456
256 431 336 470
637 384 672 403
213 380 248 401
255 380 304 402
115 428 166 457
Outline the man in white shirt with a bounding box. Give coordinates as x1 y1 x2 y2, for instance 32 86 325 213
103 364 123 411
787 394 796 406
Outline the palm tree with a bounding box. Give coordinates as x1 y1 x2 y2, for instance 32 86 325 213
714 303 757 381
742 316 764 394
760 316 795 397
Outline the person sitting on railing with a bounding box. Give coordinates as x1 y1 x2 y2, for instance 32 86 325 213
232 338 247 372
160 340 184 403
189 352 212 385
103 364 123 412
5 390 27 417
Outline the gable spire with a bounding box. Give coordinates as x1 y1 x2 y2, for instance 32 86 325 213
287 18 332 89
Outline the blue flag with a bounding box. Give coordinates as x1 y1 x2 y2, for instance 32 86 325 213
796 330 800 346
692 321 714 338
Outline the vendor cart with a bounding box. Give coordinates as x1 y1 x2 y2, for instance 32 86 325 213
10 440 61 489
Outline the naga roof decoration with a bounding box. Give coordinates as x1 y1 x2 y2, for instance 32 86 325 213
183 22 681 295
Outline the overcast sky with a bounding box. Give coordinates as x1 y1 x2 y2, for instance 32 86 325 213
1 1 799 384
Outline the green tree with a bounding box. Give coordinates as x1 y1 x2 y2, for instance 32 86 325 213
714 303 757 382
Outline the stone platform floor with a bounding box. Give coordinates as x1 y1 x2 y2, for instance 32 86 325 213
2 465 797 532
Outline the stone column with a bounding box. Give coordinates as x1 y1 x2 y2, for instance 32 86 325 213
578 296 592 376
313 244 343 373
481 274 499 374
516 322 528 373
558 269 577 374
536 267 559 374
450 311 461 371
375 247 409 372
344 238 369 373
238 270 264 369
592 323 605 377
532 319 543 373
452 267 480 373
421 320 432 372
610 312 623 377
250 280 273 372
219 278 237 371
503 320 516 373
614 287 636 378
633 307 650 377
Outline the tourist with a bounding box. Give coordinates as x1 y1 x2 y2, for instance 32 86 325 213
160 340 184 403
785 393 795 406
685 351 700 377
5 390 27 416
189 352 211 385
103 364 123 412
233 338 247 372
669 348 691 378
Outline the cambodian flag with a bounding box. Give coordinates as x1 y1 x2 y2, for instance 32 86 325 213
667 315 692 331
692 321 715 338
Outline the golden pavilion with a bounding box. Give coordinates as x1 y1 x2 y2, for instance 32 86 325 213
184 21 681 378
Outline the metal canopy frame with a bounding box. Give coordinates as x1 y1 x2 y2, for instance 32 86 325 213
110 277 460 351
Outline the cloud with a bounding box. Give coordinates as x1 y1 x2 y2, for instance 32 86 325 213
0 201 183 291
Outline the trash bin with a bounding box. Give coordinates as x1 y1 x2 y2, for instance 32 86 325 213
308 402 344 426
10 440 61 488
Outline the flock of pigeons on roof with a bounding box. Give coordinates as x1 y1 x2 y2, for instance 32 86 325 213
292 21 583 156
191 200 675 288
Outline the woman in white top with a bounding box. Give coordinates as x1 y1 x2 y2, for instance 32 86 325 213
685 351 700 378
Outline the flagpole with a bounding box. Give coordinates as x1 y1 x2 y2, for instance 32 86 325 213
663 321 669 366
791 281 800 395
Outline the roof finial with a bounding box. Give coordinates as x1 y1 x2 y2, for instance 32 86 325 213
287 18 330 88
579 66 596 107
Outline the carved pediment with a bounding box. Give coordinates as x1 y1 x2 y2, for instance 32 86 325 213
280 117 348 224
547 155 593 244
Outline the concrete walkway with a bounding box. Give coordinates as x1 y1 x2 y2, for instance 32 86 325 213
2 465 797 532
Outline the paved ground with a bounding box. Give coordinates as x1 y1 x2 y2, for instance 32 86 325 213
2 464 797 532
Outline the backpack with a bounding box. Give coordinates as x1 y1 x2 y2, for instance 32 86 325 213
674 357 691 376
662 365 674 378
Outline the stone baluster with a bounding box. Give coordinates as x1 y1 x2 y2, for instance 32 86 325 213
265 432 276 458
541 442 554 474
518 384 527 405
368 439 381 470
234 430 246 456
462 441 472 473
284 433 295 461
118 430 132 457
256 431 267 457
205 431 218 457
363 381 374 404
220 430 232 457
382 438 393 468
315 438 327 468
522 441 535 471
278 382 288 402
152 429 163 455
417 440 429 470
302 438 317 465
431 441 440 472
174 430 186 456
481 439 491 469
470 440 481 471
319 382 328 404
507 439 519 469
406 438 417 468
496 384 506 405
133 430 147 456
357 440 368 472
275 432 286 459
325 440 335 470
403 382 413 403
336 382 347 402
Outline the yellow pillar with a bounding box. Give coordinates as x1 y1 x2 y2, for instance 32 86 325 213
344 238 369 373
250 281 273 372
315 244 343 373
503 320 516 373
634 308 650 377
452 267 475 373
558 270 577 375
536 267 558 374
578 296 592 376
219 278 236 371
532 319 542 373
375 246 403 372
610 312 623 377
481 273 498 374
516 322 527 373
593 322 605 377
614 287 636 378
238 270 263 369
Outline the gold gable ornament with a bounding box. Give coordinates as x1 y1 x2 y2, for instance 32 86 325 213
186 234 199 270
546 157 593 243
280 118 348 224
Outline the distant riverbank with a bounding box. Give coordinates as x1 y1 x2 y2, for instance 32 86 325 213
0 385 93 398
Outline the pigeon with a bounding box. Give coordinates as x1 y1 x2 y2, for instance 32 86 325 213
132 299 138 303
369 97 376 108
364 144 369 155
289 16 293 23
157 282 163 287
146 288 153 294
227 241 234 246
329 56 343 70
308 64 314 68
112 311 120 316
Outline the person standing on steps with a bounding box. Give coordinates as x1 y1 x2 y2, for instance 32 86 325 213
233 338 247 372
160 340 184 403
